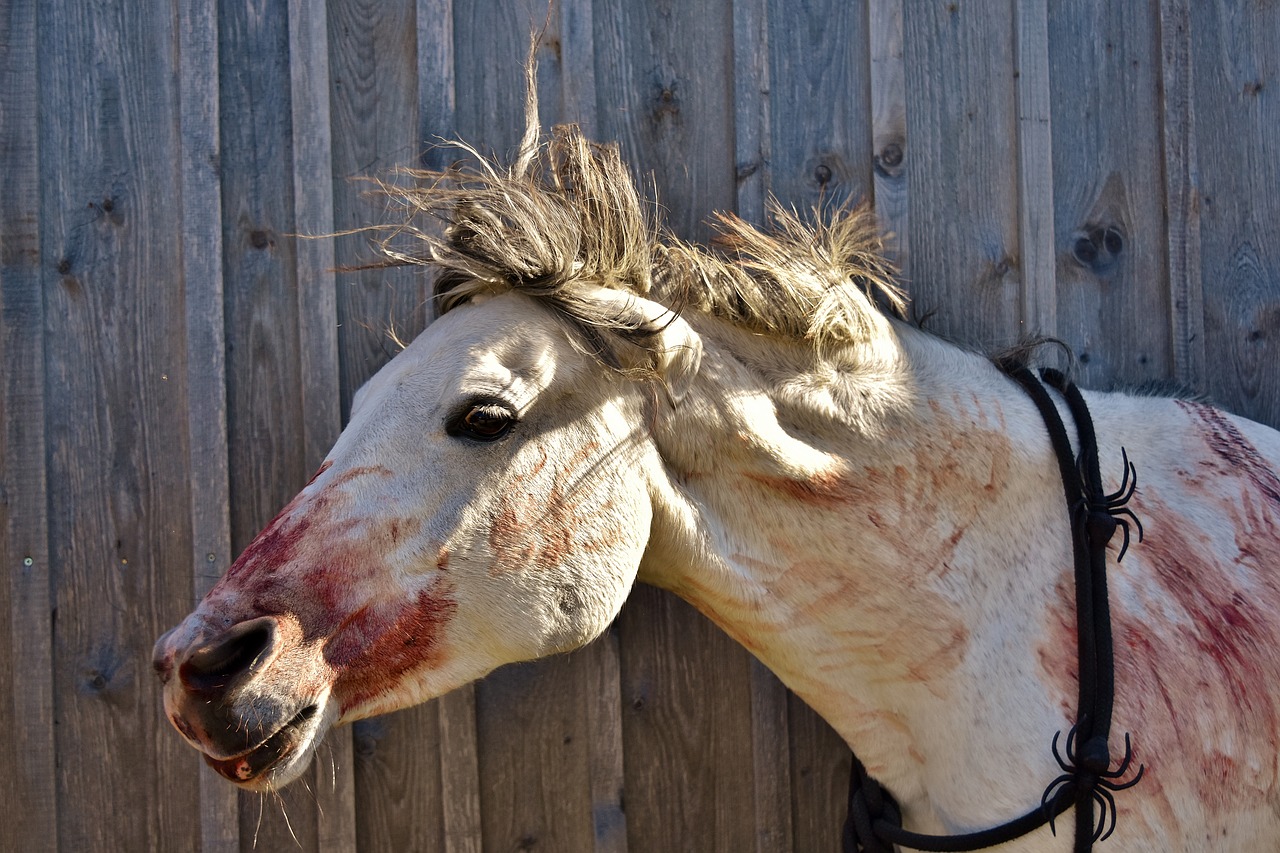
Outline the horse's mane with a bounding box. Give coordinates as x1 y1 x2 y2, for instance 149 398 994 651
370 76 904 375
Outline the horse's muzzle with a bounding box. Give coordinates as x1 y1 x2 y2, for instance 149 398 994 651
153 614 327 786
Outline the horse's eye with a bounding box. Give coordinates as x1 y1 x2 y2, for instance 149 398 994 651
452 403 516 441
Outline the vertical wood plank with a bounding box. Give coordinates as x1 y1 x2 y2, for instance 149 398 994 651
732 1 798 850
417 6 485 853
615 590 757 853
288 1 358 849
1158 0 1204 392
1049 2 1172 388
558 0 599 137
0 1 58 849
350 705 447 852
787 693 850 853
902 1 1021 343
583 627 628 853
733 0 771 224
764 0 873 211
1183 2 1280 426
327 0 453 848
418 0 457 171
593 0 738 242
177 0 240 848
870 0 910 273
327 0 428 421
475 657 601 852
39 0 200 848
439 685 483 853
562 6 624 852
1013 0 1056 341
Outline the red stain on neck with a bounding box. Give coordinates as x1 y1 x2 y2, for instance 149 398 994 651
744 468 870 509
305 460 333 487
1038 475 1280 821
1178 401 1280 508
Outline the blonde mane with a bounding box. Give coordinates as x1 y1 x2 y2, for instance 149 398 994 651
371 102 904 374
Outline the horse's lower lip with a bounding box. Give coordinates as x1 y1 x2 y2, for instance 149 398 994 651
202 705 318 784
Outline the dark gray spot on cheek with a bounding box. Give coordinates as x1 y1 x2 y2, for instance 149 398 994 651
557 585 581 616
543 584 595 655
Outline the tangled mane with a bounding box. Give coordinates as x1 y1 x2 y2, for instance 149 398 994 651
370 66 905 376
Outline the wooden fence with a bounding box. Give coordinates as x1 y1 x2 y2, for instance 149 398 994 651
2 1 1277 850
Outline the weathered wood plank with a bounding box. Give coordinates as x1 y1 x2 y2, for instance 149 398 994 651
439 685 483 853
870 0 910 273
1158 0 1205 393
787 692 850 853
0 1 58 849
583 626 628 853
476 656 602 851
1184 2 1280 427
593 0 738 242
616 590 757 852
38 0 199 848
1049 2 1172 387
351 706 447 852
733 0 771 224
1014 0 1056 341
177 0 239 848
902 3 1021 343
549 16 631 851
340 2 456 849
418 0 457 172
558 0 599 138
765 0 873 212
452 0 531 159
328 0 429 421
449 7 627 851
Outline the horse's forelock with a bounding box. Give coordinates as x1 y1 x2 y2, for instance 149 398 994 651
374 121 905 371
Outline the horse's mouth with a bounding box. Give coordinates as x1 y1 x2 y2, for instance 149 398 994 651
201 704 320 786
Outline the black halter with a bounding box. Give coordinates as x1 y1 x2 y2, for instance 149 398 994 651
843 366 1145 852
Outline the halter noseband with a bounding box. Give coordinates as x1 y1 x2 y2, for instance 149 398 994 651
843 366 1145 853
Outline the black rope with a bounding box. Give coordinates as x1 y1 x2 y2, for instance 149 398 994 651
843 366 1144 852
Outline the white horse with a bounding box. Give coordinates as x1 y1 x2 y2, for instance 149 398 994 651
154 117 1280 850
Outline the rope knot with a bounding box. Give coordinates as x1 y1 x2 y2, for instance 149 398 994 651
1085 511 1117 549
1078 735 1111 776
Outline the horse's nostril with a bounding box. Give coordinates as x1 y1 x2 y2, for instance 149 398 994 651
178 617 277 695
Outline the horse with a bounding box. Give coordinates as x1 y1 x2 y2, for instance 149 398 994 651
153 110 1280 850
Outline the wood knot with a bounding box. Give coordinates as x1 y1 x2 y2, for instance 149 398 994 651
652 81 681 121
1071 225 1125 274
875 140 906 178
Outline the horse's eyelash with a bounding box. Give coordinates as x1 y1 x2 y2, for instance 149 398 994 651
443 398 518 436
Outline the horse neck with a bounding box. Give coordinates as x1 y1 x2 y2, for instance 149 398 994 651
642 319 1072 818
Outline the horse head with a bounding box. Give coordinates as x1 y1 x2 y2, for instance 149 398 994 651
152 286 701 789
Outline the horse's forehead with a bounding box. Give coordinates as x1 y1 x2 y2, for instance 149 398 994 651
384 297 575 400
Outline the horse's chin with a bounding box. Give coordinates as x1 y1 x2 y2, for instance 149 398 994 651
201 699 336 792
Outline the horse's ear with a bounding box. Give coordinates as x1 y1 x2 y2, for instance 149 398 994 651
649 308 702 404
586 288 703 404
